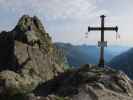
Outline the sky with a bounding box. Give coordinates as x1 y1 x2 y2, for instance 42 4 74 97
0 0 133 46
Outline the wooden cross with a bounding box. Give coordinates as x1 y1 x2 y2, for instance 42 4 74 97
88 15 118 67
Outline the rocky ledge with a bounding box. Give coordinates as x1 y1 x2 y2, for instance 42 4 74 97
29 64 133 100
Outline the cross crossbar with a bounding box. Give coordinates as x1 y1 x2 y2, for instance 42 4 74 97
88 27 118 32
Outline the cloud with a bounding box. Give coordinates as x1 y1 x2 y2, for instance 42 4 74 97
0 0 132 46
0 0 98 21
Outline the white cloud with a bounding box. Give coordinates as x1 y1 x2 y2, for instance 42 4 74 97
0 0 98 20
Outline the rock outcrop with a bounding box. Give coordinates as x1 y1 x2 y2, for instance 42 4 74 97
0 15 66 96
32 64 133 100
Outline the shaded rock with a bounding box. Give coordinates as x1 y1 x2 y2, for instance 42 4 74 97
26 94 70 100
0 31 16 71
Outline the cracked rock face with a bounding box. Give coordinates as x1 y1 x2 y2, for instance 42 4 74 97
0 15 66 96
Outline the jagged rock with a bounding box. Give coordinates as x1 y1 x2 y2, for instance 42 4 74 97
12 15 53 55
12 15 52 51
0 15 66 96
33 64 133 100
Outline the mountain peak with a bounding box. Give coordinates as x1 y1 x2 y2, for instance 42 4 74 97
13 15 46 33
10 15 52 49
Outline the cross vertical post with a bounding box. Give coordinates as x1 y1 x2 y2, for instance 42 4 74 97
99 15 105 67
88 15 118 67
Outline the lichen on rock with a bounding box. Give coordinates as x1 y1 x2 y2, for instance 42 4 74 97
0 70 39 95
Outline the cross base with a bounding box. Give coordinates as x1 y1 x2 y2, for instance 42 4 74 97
98 59 104 67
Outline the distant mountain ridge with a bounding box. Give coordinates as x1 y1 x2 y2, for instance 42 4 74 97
55 42 130 67
109 48 133 79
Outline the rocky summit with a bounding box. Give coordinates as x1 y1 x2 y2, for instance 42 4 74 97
31 64 133 100
0 15 133 100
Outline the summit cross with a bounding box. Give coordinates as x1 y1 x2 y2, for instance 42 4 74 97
88 15 118 67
